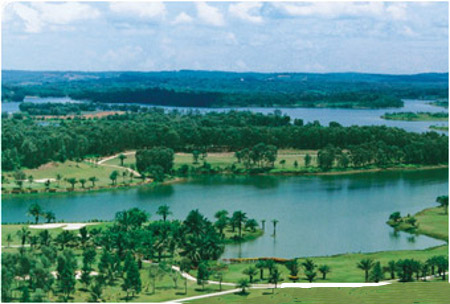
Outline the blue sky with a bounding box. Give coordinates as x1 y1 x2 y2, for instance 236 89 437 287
2 1 448 73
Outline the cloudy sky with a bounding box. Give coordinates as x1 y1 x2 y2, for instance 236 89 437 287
2 1 448 73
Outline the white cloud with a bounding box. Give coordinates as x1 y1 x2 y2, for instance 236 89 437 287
386 3 408 21
272 2 386 19
109 2 166 19
172 12 193 25
229 2 263 24
196 2 225 26
10 2 100 33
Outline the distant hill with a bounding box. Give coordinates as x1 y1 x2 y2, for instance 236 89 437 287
2 70 448 108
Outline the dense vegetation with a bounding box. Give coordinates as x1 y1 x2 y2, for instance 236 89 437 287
17 102 144 116
382 111 448 121
1 205 262 302
2 110 447 171
3 70 448 108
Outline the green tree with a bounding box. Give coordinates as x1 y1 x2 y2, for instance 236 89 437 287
66 178 77 190
119 154 127 166
156 205 172 221
245 219 259 232
17 226 31 247
370 261 384 282
272 219 279 236
79 178 87 188
270 267 282 293
136 147 174 174
109 171 119 185
44 211 56 223
238 278 250 294
357 259 375 282
88 176 99 188
179 258 192 294
57 249 77 301
256 260 266 280
197 262 210 290
318 265 331 280
385 260 396 279
192 150 201 164
28 203 43 224
122 253 142 301
232 211 247 238
304 154 312 167
285 259 300 282
6 233 13 247
243 266 258 283
436 195 448 214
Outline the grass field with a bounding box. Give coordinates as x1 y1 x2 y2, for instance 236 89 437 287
190 282 450 304
2 160 139 192
195 245 448 284
410 207 448 241
103 150 320 171
430 125 449 132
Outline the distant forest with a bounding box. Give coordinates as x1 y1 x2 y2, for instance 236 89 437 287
2 70 448 108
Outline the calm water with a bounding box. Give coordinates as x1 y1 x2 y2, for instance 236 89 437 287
1 97 448 133
2 169 447 258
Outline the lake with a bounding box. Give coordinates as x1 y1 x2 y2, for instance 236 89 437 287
2 169 447 259
1 97 448 133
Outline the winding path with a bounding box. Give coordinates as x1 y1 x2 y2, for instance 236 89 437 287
96 151 142 178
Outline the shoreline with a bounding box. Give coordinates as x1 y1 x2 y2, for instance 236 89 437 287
3 165 447 197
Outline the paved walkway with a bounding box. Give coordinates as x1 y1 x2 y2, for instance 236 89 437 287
96 151 141 177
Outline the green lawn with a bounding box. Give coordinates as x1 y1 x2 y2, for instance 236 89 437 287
2 160 138 192
197 245 448 284
414 207 448 240
190 282 450 304
381 112 448 121
103 150 320 172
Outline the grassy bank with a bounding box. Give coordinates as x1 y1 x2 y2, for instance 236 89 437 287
191 282 450 304
2 160 149 195
381 111 448 121
430 125 448 132
197 204 448 284
388 207 448 241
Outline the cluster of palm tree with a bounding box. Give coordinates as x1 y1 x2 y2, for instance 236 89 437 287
213 210 261 240
357 256 449 283
4 206 242 302
27 203 55 224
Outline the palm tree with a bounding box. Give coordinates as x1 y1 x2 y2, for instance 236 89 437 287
213 271 224 291
385 260 396 279
214 216 228 238
245 219 259 232
243 266 258 283
67 177 78 190
122 171 128 183
270 267 282 293
44 211 56 223
214 210 229 220
6 233 13 247
272 219 279 236
357 259 375 282
109 171 119 185
237 279 250 294
79 178 87 188
44 179 51 190
56 174 63 188
232 211 247 238
118 154 127 166
89 176 99 188
156 205 172 221
318 265 331 280
305 270 317 282
256 260 266 280
27 175 34 189
28 203 43 224
436 195 448 214
261 219 266 231
16 227 31 247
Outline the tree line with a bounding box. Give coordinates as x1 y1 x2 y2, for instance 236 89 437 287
2 109 447 171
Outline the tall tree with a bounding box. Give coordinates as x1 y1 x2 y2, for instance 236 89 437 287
156 205 172 222
28 203 43 224
357 259 375 282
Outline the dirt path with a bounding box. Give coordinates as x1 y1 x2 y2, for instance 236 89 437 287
96 151 141 177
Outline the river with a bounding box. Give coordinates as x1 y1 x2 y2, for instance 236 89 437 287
2 169 447 258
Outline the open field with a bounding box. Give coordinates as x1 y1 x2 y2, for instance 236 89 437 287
2 160 140 193
103 150 320 171
190 282 450 304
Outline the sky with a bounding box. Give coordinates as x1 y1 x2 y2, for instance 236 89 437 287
1 1 448 74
